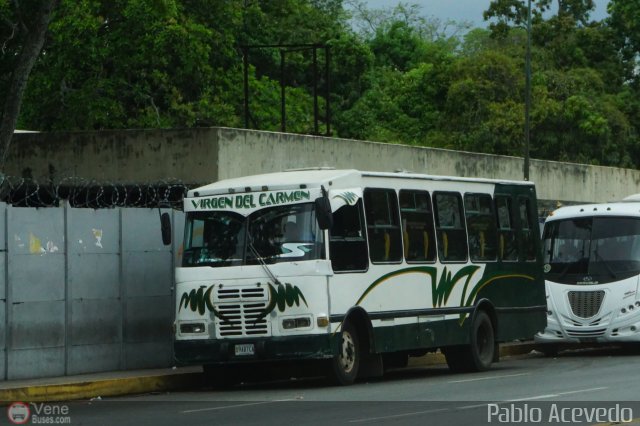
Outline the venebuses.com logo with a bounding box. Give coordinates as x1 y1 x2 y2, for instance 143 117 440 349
7 402 71 424
7 402 30 425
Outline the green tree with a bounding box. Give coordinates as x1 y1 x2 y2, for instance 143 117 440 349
337 2 460 142
18 0 354 134
608 0 640 86
0 0 59 171
440 49 523 154
20 0 242 130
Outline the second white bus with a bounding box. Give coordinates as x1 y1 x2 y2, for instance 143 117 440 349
536 196 640 354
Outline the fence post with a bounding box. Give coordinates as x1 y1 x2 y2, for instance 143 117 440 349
2 203 7 380
63 200 70 375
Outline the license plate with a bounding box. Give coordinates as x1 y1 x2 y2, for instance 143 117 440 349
234 343 255 356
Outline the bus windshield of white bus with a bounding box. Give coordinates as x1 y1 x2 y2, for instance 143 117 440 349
182 203 324 267
542 216 640 284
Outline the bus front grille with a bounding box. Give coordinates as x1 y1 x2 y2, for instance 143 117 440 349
214 286 270 337
567 290 605 319
566 328 606 338
217 302 269 337
216 286 268 301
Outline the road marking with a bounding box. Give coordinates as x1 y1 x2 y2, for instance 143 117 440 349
348 408 450 423
181 399 296 414
507 386 608 402
448 372 530 383
458 403 494 410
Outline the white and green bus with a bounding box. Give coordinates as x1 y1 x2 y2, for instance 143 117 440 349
170 169 546 385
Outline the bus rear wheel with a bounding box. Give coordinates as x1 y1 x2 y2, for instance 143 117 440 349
444 310 495 373
328 322 360 385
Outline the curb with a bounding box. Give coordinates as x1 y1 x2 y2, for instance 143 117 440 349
0 372 202 403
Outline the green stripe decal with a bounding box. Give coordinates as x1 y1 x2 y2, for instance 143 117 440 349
354 267 535 324
355 266 481 308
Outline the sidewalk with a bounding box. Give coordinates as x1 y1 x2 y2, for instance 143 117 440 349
0 342 537 403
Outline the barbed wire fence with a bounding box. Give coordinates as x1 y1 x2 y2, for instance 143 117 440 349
0 174 193 209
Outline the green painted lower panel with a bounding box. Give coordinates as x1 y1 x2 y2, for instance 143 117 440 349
496 310 546 342
370 309 545 353
174 334 335 366
372 319 470 353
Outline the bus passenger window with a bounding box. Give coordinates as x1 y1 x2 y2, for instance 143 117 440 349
464 193 498 262
329 201 368 272
519 197 537 261
434 192 468 262
495 196 518 261
400 190 436 262
364 189 402 263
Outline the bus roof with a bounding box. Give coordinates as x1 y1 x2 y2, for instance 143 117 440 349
188 169 535 198
546 201 640 222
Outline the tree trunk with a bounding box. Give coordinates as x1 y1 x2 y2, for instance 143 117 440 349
0 0 59 172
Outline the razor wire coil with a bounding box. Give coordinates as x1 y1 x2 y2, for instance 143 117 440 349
0 175 191 209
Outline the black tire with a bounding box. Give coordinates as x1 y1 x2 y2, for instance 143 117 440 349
469 311 495 371
443 310 495 373
443 345 468 373
328 321 360 385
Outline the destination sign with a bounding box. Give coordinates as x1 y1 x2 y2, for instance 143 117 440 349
185 189 315 213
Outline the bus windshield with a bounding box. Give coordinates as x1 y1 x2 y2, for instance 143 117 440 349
182 203 324 267
542 216 640 284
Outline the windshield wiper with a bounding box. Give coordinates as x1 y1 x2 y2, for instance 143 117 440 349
248 239 282 285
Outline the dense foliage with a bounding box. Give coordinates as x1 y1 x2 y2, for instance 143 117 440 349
2 0 640 168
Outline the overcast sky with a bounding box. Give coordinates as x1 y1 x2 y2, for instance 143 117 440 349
360 0 610 29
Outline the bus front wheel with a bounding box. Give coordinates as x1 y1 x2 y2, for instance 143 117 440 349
328 322 360 385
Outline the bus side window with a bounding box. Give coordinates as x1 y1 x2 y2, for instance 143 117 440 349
495 196 518 262
329 201 368 272
518 197 537 261
434 192 468 262
464 193 498 262
399 190 436 262
364 189 403 263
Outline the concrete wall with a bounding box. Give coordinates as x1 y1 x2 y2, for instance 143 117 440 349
8 129 220 185
8 127 640 206
0 203 183 380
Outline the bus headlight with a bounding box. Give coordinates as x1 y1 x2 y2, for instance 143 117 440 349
282 316 312 330
180 322 206 334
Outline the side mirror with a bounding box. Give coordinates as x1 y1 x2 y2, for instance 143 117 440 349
315 196 333 230
160 212 172 245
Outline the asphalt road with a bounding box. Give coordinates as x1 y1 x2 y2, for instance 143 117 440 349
46 346 640 426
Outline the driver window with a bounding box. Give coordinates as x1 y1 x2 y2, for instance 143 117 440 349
329 201 368 272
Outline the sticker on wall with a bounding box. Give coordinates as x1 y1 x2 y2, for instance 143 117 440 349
92 228 103 248
28 233 60 254
29 233 45 254
46 241 59 252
